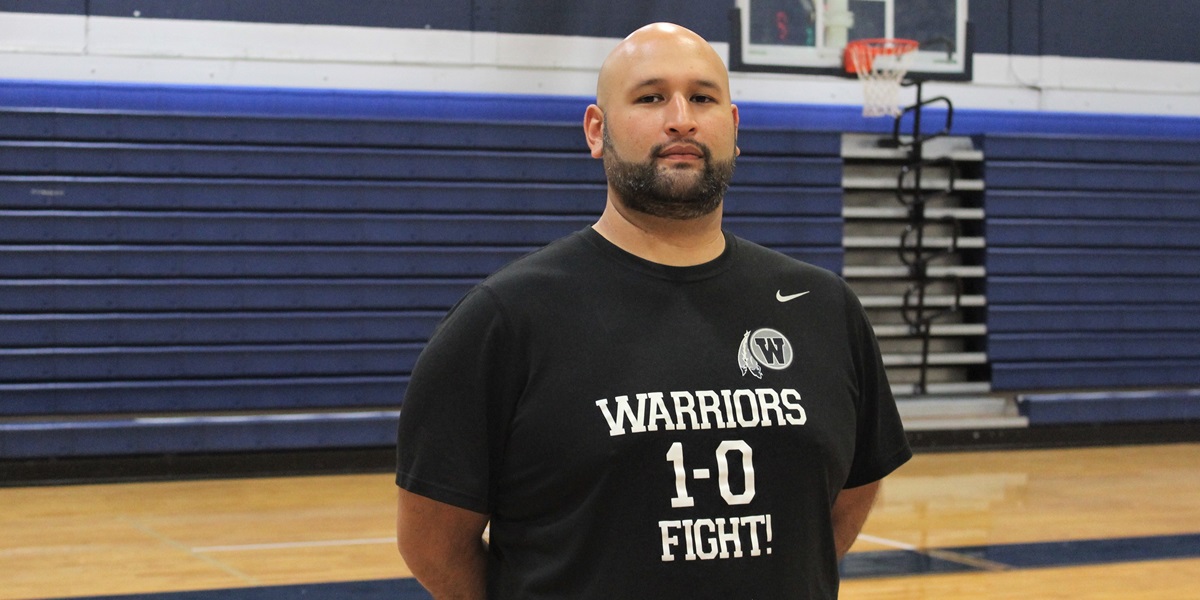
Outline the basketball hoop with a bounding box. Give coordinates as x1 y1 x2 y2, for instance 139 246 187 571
844 38 919 118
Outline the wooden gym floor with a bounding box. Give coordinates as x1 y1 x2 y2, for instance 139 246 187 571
2 443 1198 599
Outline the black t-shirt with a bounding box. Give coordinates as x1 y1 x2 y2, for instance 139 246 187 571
397 227 911 599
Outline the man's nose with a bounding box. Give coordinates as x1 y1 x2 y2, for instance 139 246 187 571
664 94 698 137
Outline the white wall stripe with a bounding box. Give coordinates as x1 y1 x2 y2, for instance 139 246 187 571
1 12 1198 116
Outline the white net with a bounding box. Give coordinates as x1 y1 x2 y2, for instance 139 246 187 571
847 39 918 118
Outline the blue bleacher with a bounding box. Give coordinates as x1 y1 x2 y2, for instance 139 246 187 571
7 95 1198 456
0 106 845 458
1016 389 1200 425
983 133 1200 423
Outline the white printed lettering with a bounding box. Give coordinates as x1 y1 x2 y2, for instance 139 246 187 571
658 513 774 562
719 390 736 428
755 388 783 426
780 389 807 425
670 391 700 430
696 390 725 430
594 395 645 436
644 392 675 432
658 520 682 562
694 519 719 560
716 440 756 505
732 389 760 428
597 389 808 436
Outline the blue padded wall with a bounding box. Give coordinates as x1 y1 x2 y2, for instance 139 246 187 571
983 134 1200 393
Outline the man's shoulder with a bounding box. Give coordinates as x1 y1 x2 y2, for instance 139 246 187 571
481 229 597 293
732 234 844 282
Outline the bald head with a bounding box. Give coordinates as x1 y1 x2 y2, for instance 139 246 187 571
582 22 740 226
595 23 731 110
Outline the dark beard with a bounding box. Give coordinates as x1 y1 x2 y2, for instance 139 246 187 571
602 127 736 220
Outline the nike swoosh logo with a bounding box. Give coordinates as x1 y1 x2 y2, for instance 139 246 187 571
776 290 811 302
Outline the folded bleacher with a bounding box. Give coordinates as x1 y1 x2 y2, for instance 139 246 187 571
982 133 1200 424
0 105 844 459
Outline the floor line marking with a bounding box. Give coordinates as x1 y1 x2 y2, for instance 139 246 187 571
856 533 919 551
925 548 1012 572
193 537 396 553
856 533 1012 572
125 518 261 585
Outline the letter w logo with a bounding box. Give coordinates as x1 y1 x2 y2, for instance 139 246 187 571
754 338 788 365
740 328 794 374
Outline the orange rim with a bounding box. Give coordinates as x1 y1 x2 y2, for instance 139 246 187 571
844 38 919 73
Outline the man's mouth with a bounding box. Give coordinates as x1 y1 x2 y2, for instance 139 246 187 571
657 144 705 162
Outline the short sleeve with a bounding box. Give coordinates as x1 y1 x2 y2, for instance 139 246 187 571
395 285 524 514
841 285 913 489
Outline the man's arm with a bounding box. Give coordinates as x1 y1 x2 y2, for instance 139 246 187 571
831 479 881 560
397 487 490 600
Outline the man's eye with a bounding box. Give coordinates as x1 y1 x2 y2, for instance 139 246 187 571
637 95 662 103
692 95 715 103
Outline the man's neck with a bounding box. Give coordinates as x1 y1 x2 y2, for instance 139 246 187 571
592 198 726 267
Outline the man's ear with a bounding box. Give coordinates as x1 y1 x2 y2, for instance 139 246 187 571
584 104 605 159
732 103 741 157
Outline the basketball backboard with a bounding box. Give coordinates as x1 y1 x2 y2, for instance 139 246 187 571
730 0 971 81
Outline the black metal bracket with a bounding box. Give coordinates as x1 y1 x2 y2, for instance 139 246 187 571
889 79 965 395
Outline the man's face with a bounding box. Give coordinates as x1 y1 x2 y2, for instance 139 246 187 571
587 26 740 220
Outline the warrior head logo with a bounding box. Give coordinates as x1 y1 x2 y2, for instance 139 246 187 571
738 328 794 378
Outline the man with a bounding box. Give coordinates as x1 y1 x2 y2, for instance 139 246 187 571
396 22 910 599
